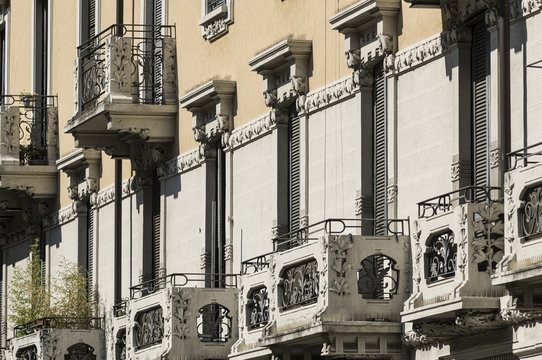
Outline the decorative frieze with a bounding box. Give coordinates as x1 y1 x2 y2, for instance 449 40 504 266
394 29 463 75
224 109 288 150
43 201 84 229
199 0 234 42
160 146 205 179
300 74 361 116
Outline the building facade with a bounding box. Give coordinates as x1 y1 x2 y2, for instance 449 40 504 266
0 0 541 359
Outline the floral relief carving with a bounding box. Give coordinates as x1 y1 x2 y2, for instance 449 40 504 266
107 37 132 94
412 220 423 294
1 106 20 159
224 110 287 150
203 17 227 41
162 38 178 99
472 205 504 275
328 235 353 296
302 74 361 115
172 289 192 340
40 329 59 360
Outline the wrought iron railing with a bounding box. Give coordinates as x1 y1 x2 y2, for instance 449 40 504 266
279 259 319 310
508 142 542 170
134 306 163 350
76 23 176 112
272 218 409 252
241 252 273 275
0 95 57 165
113 299 127 317
129 272 238 299
417 186 502 219
13 317 103 337
196 303 232 342
246 287 269 330
426 231 457 283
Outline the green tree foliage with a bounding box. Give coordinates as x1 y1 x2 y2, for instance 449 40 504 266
8 239 50 327
8 239 99 331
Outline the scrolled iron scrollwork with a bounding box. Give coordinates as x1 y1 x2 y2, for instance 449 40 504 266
357 254 399 300
134 307 164 350
16 345 37 360
522 185 542 238
280 259 319 310
426 231 457 283
196 303 232 342
246 287 269 330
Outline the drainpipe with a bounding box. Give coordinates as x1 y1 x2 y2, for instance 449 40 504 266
499 0 511 187
114 0 123 306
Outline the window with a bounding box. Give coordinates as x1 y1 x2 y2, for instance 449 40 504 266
199 0 233 42
151 170 161 280
35 0 48 96
207 0 226 13
246 287 269 330
288 105 301 233
373 62 387 234
80 0 96 44
0 27 5 96
196 303 232 342
471 21 490 199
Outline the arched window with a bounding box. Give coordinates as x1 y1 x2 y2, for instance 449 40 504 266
197 303 232 342
246 286 269 330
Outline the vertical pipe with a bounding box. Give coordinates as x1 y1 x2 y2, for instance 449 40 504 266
114 0 124 307
499 0 511 185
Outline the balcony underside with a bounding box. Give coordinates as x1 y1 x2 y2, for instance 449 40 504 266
0 164 57 198
401 296 501 323
65 102 177 157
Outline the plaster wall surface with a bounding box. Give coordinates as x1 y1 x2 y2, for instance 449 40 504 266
164 166 205 274
5 239 31 332
48 218 78 280
231 132 275 262
396 54 455 219
96 202 115 308
308 94 361 222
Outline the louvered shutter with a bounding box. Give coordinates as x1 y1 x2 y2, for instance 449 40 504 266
88 0 95 39
0 29 5 96
216 146 226 278
153 0 163 103
373 62 387 234
289 109 301 233
151 172 161 280
87 205 94 298
472 22 490 199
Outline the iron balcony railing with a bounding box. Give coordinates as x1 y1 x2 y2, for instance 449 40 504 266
272 218 409 252
0 95 57 165
129 272 238 299
76 23 176 112
508 142 542 170
417 185 502 219
13 317 103 337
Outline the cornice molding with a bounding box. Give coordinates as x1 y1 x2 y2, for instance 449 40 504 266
159 147 205 179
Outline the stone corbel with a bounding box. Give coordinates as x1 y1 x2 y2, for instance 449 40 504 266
249 39 312 110
130 144 166 188
57 149 101 203
180 79 237 145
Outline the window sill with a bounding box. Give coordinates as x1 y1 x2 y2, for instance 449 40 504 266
198 5 228 26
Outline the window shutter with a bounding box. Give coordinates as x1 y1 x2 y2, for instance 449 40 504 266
153 0 163 103
151 172 161 279
373 62 387 233
88 0 95 39
36 0 48 96
472 22 490 197
289 109 301 233
87 205 94 297
0 29 5 96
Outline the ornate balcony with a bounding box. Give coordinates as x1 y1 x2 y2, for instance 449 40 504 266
231 219 410 359
0 95 58 198
6 317 104 360
65 24 178 158
492 142 542 320
402 187 507 345
109 273 238 360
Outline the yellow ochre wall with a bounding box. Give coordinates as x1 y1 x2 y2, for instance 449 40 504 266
7 0 444 208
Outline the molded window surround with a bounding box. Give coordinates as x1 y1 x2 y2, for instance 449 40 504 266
199 0 233 42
